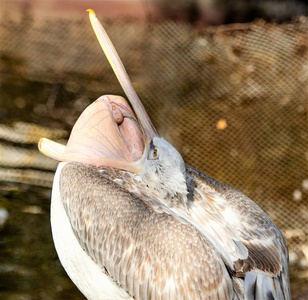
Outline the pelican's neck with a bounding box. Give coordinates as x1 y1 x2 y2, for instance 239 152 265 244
138 169 188 207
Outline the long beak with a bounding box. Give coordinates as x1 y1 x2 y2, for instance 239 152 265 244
38 10 159 173
87 9 158 146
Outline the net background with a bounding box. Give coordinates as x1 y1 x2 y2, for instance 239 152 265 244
0 8 307 300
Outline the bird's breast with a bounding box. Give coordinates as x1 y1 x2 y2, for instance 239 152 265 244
50 162 132 300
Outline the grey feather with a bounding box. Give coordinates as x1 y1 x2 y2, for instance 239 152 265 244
58 146 290 299
60 162 233 300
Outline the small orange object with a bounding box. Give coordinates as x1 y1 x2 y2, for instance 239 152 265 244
216 119 227 130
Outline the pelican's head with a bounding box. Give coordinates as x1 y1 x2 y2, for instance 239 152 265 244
38 10 188 205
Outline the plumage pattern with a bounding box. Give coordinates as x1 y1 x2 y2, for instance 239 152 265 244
186 166 290 299
59 162 290 299
60 162 233 299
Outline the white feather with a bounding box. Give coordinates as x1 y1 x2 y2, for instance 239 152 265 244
51 162 133 300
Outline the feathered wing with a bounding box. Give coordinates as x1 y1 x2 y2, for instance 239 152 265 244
98 165 290 300
59 162 233 300
186 165 291 300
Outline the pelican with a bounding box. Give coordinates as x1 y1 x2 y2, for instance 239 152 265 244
38 10 290 300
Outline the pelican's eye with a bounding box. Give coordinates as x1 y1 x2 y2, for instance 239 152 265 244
153 147 158 158
149 147 159 160
149 141 159 160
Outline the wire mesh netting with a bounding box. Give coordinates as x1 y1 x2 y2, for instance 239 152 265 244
0 9 307 300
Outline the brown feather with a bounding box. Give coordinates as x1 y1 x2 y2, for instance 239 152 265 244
60 162 233 300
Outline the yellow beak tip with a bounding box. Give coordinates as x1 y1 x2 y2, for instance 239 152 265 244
86 9 96 17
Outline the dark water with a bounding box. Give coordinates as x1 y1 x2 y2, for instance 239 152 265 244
0 76 88 299
0 186 85 300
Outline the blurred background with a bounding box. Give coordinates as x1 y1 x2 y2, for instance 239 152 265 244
0 0 307 299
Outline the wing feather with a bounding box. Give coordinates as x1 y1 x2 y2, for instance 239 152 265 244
60 162 233 299
98 164 290 299
186 165 290 299
61 162 290 299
